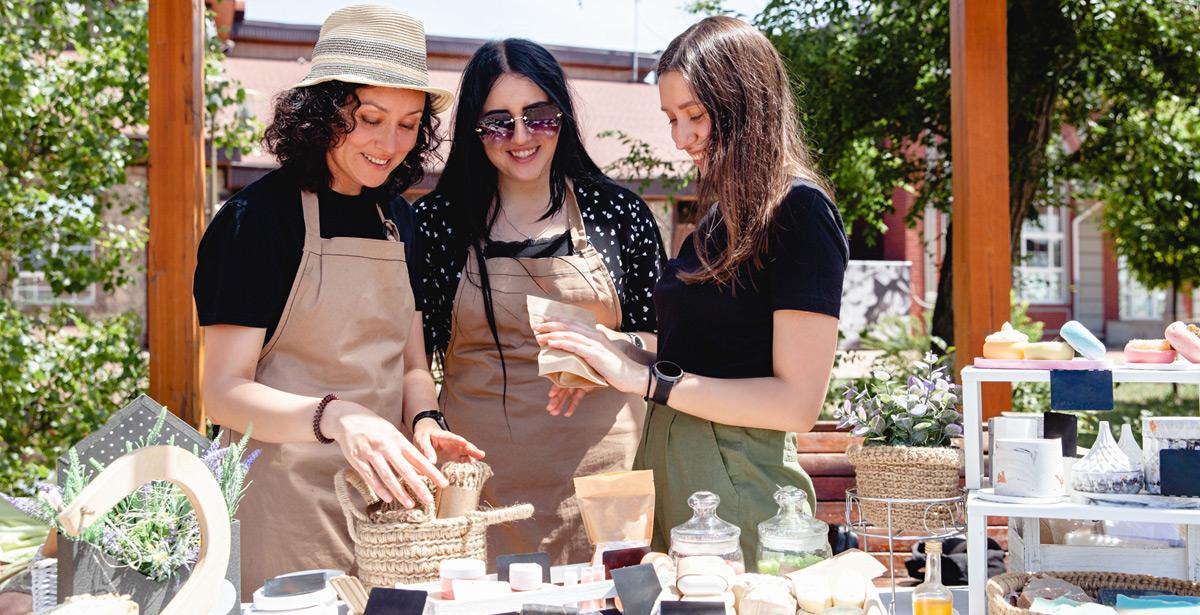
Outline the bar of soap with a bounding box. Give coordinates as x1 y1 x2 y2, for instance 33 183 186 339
831 575 865 608
792 574 833 613
1024 341 1075 360
678 574 732 596
1061 320 1106 360
732 574 796 615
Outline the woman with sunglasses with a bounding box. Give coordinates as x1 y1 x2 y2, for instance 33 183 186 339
415 39 665 565
535 16 848 569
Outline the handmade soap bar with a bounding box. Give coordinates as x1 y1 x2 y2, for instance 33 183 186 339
1060 321 1106 360
791 574 833 613
731 574 795 615
982 322 1028 359
1165 321 1200 363
1024 342 1075 360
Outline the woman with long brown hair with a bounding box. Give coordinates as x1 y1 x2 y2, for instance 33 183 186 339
536 16 848 568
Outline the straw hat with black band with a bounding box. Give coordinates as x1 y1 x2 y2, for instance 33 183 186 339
293 4 454 113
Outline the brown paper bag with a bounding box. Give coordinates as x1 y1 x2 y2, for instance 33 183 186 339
573 470 655 545
526 295 608 390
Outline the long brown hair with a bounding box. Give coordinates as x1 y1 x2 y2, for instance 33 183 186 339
659 16 832 287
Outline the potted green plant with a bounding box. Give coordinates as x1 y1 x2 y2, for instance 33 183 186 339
835 352 964 531
3 400 255 613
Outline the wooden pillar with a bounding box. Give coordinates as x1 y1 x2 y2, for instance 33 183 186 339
148 0 206 429
951 0 1012 417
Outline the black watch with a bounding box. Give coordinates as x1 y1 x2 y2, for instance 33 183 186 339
412 409 451 432
650 361 684 405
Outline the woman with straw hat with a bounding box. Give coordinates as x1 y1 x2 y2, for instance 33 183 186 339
194 5 483 595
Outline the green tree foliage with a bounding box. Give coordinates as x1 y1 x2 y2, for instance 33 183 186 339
1086 100 1200 318
753 0 1200 344
0 0 257 495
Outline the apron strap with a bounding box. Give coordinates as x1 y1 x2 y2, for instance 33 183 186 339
299 191 323 252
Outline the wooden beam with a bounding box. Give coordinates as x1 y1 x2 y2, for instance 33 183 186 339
951 0 1012 418
148 0 206 429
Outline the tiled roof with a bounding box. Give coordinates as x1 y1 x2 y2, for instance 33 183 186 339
222 56 689 176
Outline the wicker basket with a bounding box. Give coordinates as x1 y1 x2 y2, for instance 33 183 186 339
986 571 1200 614
30 548 57 612
334 468 533 590
846 444 963 531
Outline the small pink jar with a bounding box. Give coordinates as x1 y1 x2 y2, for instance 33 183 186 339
439 559 486 600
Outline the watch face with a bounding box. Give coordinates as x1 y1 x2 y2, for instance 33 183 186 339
656 361 684 379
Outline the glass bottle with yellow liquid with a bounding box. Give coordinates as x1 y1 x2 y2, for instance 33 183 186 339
912 541 954 615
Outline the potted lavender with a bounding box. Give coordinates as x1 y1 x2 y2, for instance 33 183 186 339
3 398 256 614
835 352 964 531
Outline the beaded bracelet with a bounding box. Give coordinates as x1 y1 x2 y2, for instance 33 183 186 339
314 393 338 444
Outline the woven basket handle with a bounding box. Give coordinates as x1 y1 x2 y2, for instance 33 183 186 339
471 503 534 527
334 468 378 543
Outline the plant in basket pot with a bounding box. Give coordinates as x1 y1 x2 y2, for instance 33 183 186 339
835 351 965 532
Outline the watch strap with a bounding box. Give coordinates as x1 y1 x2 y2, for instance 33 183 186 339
412 409 450 432
650 362 683 405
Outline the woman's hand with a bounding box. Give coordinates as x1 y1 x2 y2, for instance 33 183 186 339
546 384 588 417
534 320 649 395
322 400 447 508
412 418 486 464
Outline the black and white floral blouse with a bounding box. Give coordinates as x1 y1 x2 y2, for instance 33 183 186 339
414 180 666 354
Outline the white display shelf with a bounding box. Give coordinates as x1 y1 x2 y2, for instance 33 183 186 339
960 365 1200 614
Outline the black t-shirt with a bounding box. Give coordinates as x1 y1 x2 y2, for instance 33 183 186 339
193 168 424 343
655 180 849 379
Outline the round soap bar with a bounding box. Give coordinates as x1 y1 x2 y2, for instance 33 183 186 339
1124 339 1177 364
1024 341 1075 360
1165 321 1200 363
1060 320 1107 360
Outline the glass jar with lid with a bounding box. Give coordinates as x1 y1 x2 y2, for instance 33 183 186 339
755 485 831 575
669 491 744 569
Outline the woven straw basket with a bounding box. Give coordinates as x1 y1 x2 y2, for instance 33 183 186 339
846 443 963 531
334 467 533 590
987 571 1200 614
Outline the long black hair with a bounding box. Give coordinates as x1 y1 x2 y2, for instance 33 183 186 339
436 39 611 431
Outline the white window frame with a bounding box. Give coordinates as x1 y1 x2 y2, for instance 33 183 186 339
923 205 947 306
1118 256 1167 321
12 243 98 306
1015 205 1070 305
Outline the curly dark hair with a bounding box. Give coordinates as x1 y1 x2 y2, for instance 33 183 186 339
263 80 442 197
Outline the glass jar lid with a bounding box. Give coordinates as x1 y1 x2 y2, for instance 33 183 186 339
670 491 742 556
758 485 829 552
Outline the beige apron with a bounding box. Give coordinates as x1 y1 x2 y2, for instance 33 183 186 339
222 191 413 598
440 193 645 565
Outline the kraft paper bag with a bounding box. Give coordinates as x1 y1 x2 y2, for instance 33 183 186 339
526 295 608 390
573 470 655 546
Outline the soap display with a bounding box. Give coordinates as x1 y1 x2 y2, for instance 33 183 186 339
1142 417 1200 494
981 322 1028 359
756 486 831 575
670 491 745 569
1164 321 1200 362
1071 421 1142 494
1123 339 1177 364
1060 320 1107 360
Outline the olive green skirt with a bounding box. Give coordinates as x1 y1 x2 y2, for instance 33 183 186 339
633 401 817 571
